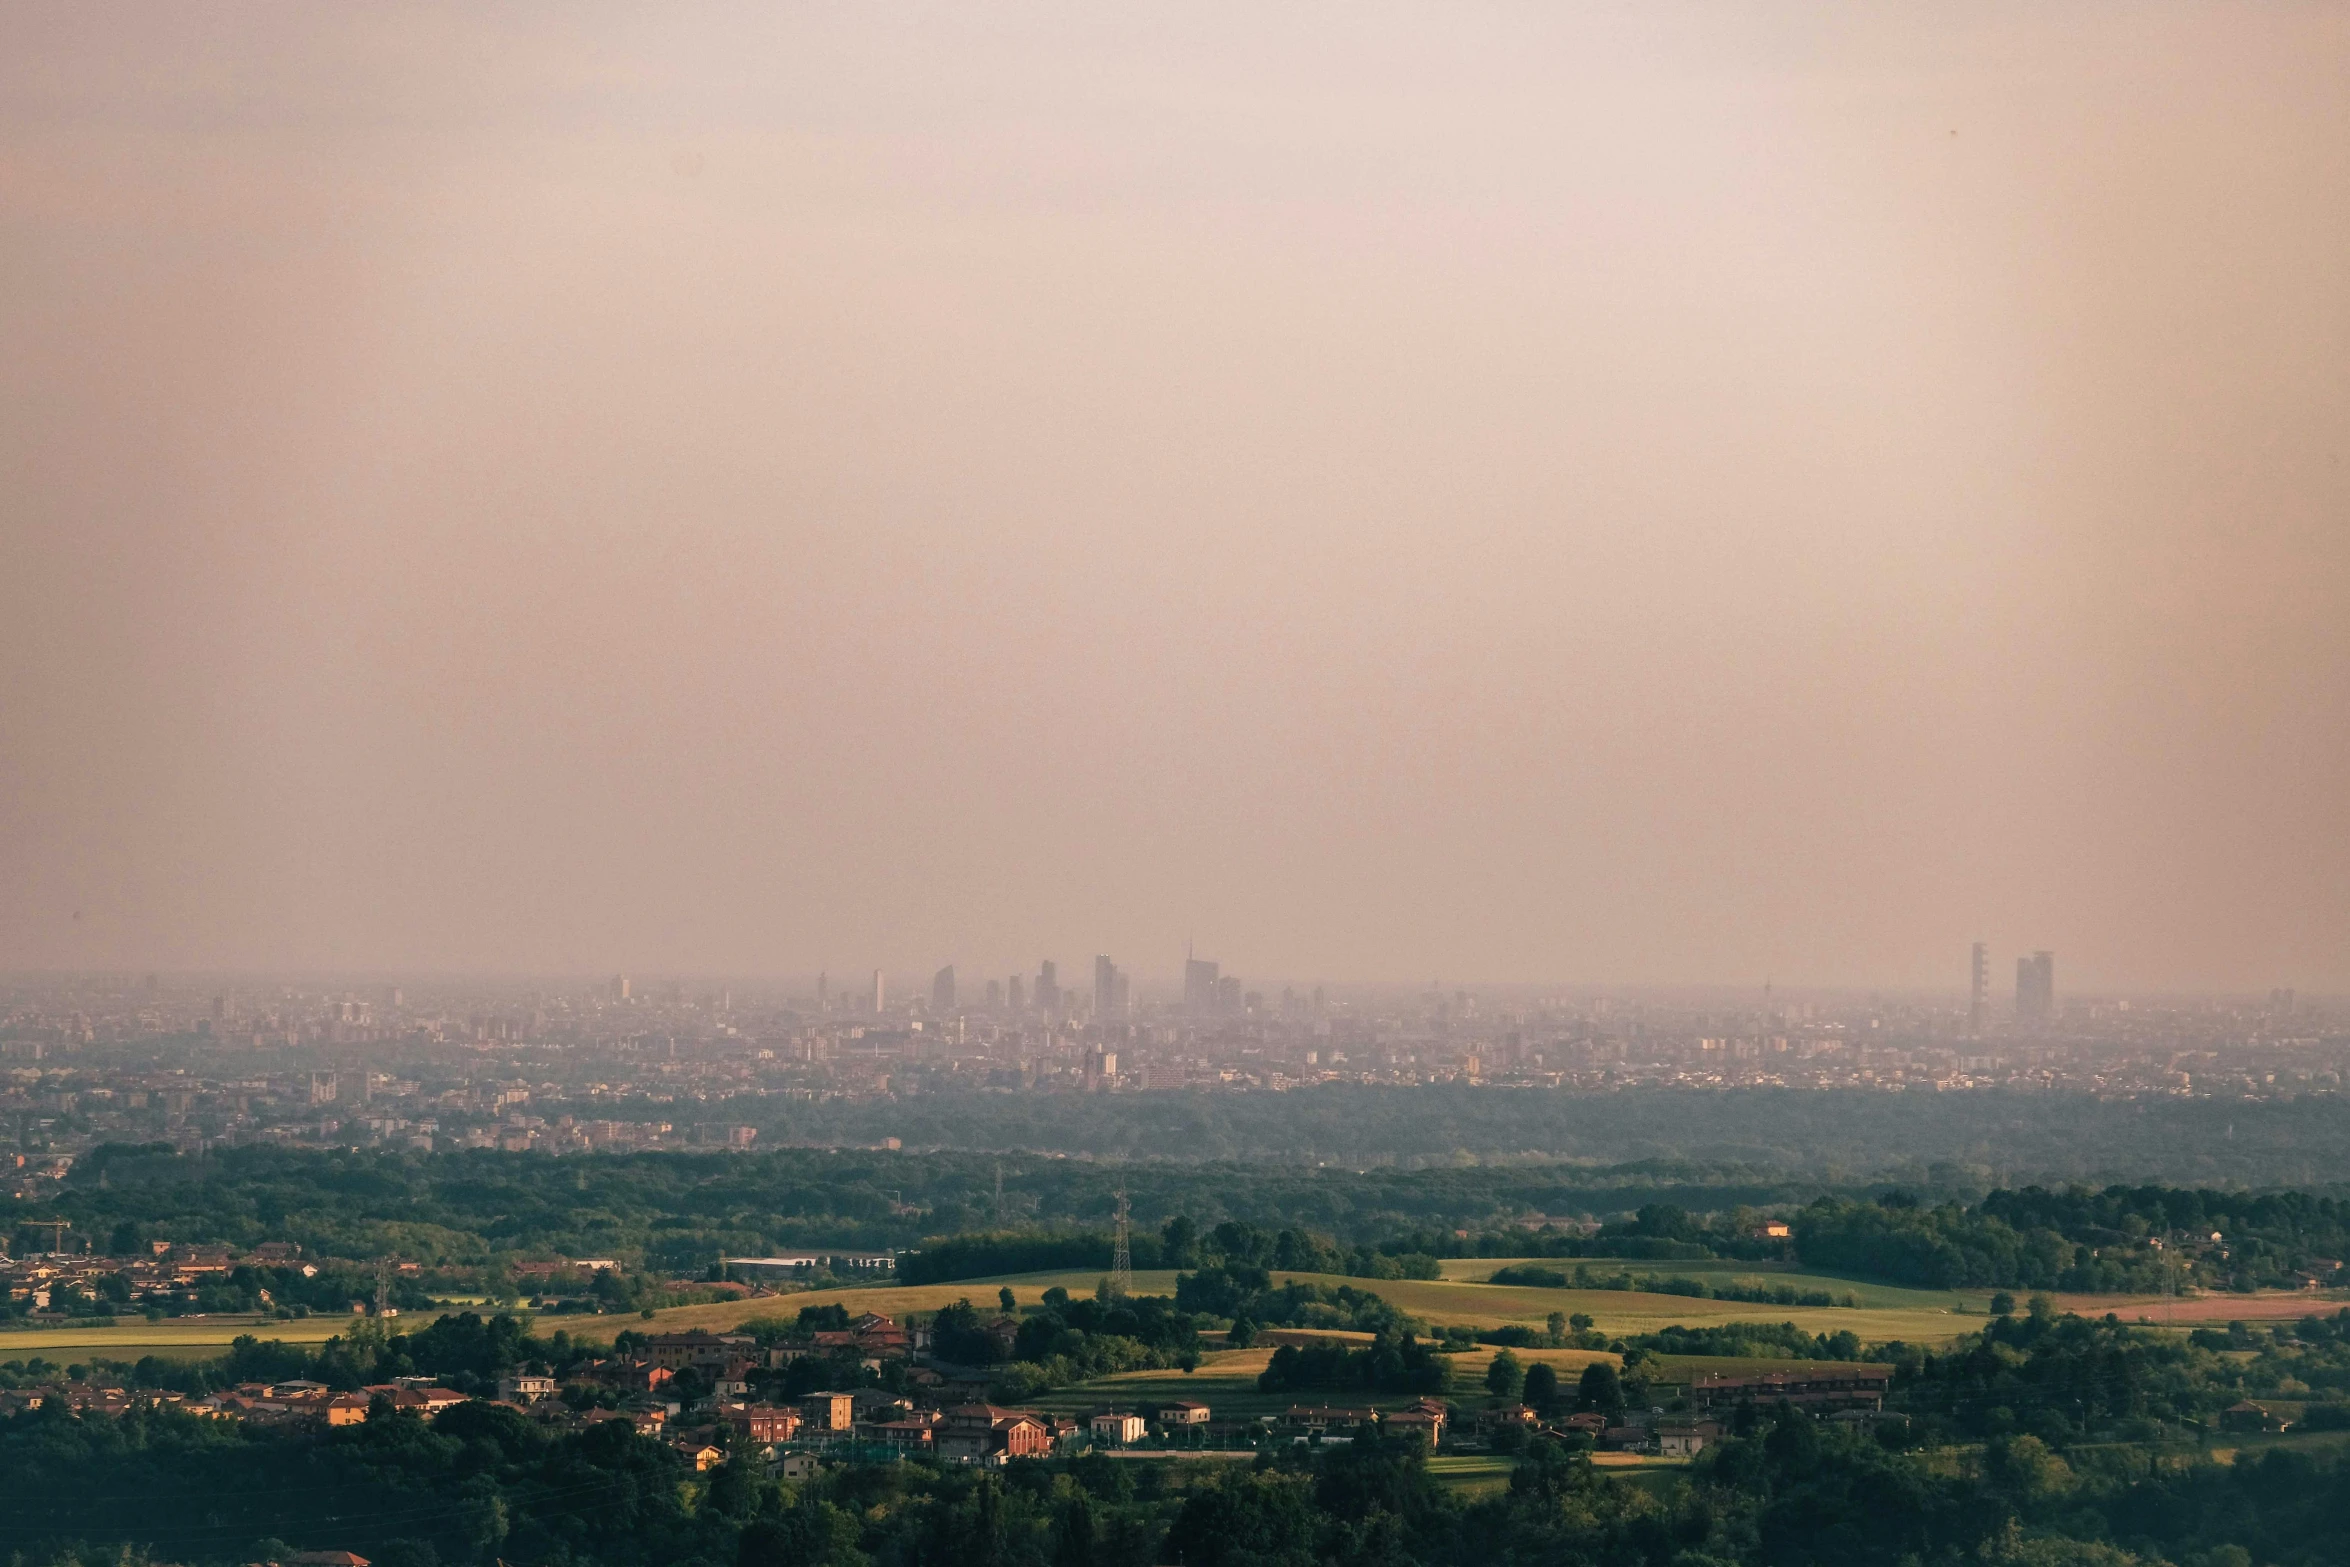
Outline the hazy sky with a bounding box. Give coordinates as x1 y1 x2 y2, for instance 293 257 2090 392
3 3 2345 991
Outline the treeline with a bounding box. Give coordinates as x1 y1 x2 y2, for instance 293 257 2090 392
26 1143 2350 1298
900 1218 1440 1288
1488 1263 1853 1307
904 1269 1430 1403
1796 1186 2350 1291
702 1081 2350 1185
1255 1334 1450 1397
1881 1298 2350 1443
1626 1321 1868 1361
13 1391 2350 1567
0 1259 441 1324
926 1288 1204 1401
25 1142 1813 1276
1171 1266 1427 1341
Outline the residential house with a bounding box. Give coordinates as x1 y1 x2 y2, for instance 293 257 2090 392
498 1373 559 1403
1656 1419 1723 1458
800 1391 858 1433
1687 1367 1891 1414
726 1405 802 1444
1282 1405 1377 1436
673 1441 726 1471
322 1392 373 1426
645 1330 757 1372
1090 1411 1147 1446
938 1404 1054 1462
1382 1402 1446 1450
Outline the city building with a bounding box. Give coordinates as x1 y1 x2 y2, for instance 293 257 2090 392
2017 951 2055 1021
1184 957 1220 1015
1093 956 1129 1021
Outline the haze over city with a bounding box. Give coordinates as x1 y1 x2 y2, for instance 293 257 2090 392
13 14 2350 1567
5 4 2346 993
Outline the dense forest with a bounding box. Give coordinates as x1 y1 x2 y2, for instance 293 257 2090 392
16 1143 2350 1297
604 1084 2350 1185
1794 1189 2350 1292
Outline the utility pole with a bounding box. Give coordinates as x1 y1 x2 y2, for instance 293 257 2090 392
1110 1186 1133 1300
995 1163 1005 1228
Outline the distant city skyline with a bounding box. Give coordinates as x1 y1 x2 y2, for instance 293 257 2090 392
7 947 2322 1008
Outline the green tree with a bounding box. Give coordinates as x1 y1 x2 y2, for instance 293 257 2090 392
1053 1492 1096 1567
1485 1349 1524 1402
1579 1360 1623 1414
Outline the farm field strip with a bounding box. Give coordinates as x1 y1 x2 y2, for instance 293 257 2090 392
1262 1272 1973 1344
1435 1257 1980 1311
564 1271 1188 1341
0 1315 421 1356
582 1266 1977 1347
2056 1291 2350 1324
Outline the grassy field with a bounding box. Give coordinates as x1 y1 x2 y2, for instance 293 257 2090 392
2056 1292 2350 1325
1440 1257 1984 1312
5 1256 1982 1370
1264 1271 1973 1345
1426 1454 1517 1495
1024 1347 1287 1419
0 1314 384 1360
1644 1353 1894 1384
561 1271 1190 1342
575 1264 1979 1352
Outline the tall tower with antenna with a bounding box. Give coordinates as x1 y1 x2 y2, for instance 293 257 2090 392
1110 1186 1133 1300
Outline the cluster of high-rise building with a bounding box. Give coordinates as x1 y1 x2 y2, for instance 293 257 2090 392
0 960 2335 1170
1968 942 2059 1029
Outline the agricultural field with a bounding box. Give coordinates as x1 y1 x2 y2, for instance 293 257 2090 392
2055 1291 2350 1325
1425 1455 1517 1495
0 1313 382 1360
565 1271 1189 1342
587 1263 1982 1352
1022 1346 1286 1421
1266 1270 1976 1345
1438 1256 1986 1312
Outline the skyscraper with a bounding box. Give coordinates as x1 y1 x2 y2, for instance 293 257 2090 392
1184 957 1220 1015
2016 951 2054 1022
1035 960 1060 1016
1969 942 1989 1033
931 965 956 1013
1007 974 1025 1012
1094 956 1129 1021
871 968 887 1014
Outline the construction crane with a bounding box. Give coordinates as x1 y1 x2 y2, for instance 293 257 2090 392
26 1219 70 1255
